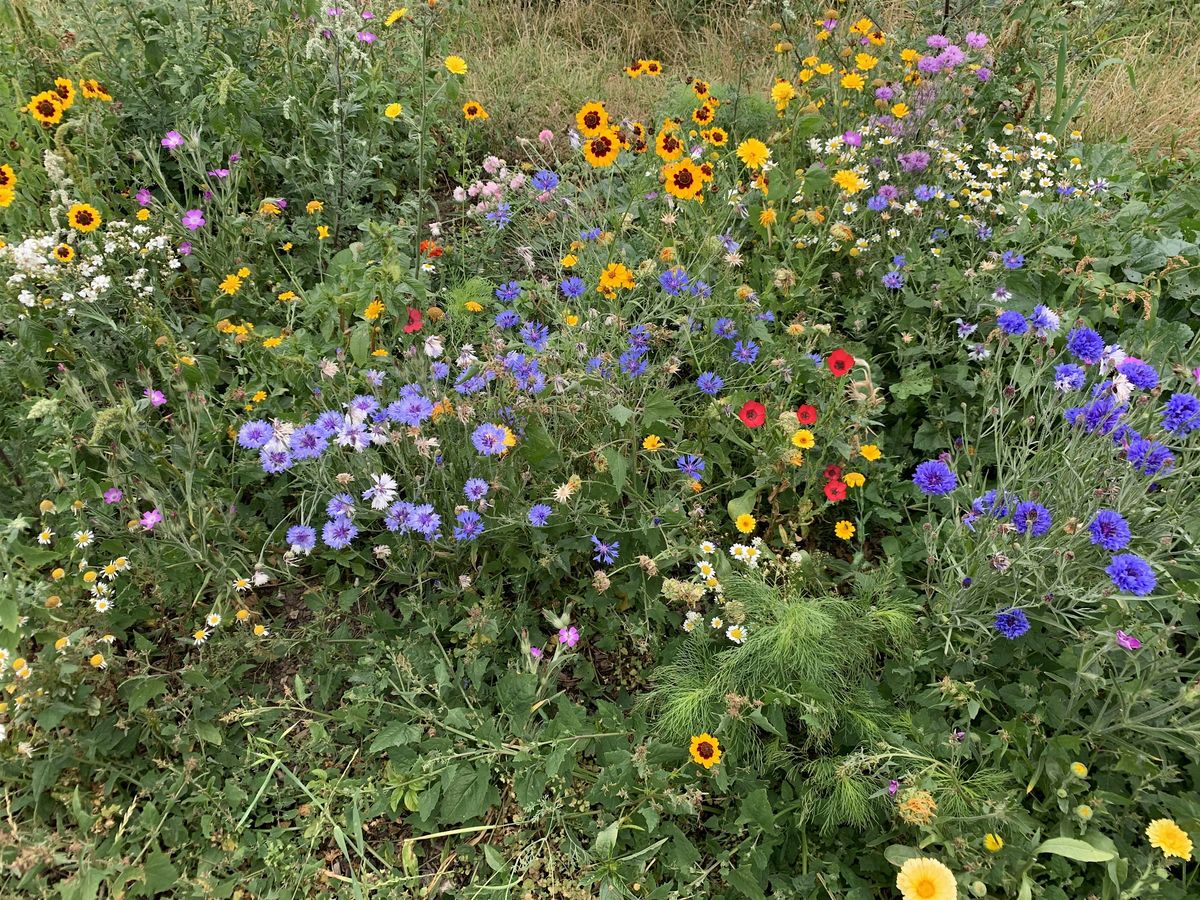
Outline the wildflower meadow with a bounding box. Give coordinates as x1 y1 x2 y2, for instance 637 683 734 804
3 0 1200 897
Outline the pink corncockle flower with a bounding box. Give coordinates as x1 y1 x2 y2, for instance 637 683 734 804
182 209 206 230
229 152 241 163
178 241 193 256
144 387 166 407
1115 630 1142 650
888 779 899 796
356 30 376 43
161 130 184 149
1192 366 1200 384
136 188 153 206
530 646 543 659
558 626 579 648
538 129 554 145
140 508 163 530
103 487 123 504
842 130 862 147
361 9 374 18
509 173 526 191
207 168 230 179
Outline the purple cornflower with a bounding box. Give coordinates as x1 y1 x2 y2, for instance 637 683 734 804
453 509 484 541
494 310 520 330
237 420 274 449
326 493 356 518
1106 554 1156 596
322 516 358 550
913 460 957 495
528 504 552 526
182 209 206 230
1117 360 1158 391
472 423 510 456
713 317 738 340
178 241 192 255
882 270 905 290
898 150 930 173
994 608 1030 639
590 535 620 565
260 446 293 473
1126 437 1174 476
1088 509 1131 551
464 478 490 501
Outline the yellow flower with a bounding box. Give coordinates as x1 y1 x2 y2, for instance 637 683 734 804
444 55 467 75
219 273 242 296
840 72 865 90
282 242 294 252
896 857 956 900
67 203 102 233
262 336 283 348
236 267 250 278
260 201 281 216
384 102 403 119
385 8 407 26
464 300 483 313
561 254 577 268
278 290 298 302
363 299 386 321
791 429 815 450
736 138 770 169
815 62 834 76
306 199 324 214
27 91 64 125
891 102 910 119
317 225 330 240
642 435 664 452
662 159 705 201
860 444 882 461
582 130 620 168
597 262 635 296
688 733 721 769
984 833 1004 852
735 513 756 534
1147 819 1193 860
136 208 150 221
251 390 267 403
1070 762 1088 778
1076 804 1093 820
844 472 865 488
462 101 488 121
834 520 855 540
832 169 868 194
758 207 777 227
564 313 579 327
89 653 106 669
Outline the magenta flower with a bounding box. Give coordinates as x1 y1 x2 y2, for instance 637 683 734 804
144 387 166 407
1115 630 1142 650
140 508 163 530
178 241 193 256
356 30 376 43
136 188 153 206
181 209 206 230
888 779 899 796
530 646 543 659
103 487 123 504
557 626 580 648
161 130 184 150
207 168 230 179
228 152 241 163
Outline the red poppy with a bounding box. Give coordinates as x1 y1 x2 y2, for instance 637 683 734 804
795 404 818 425
403 307 423 334
827 348 854 377
738 400 767 428
822 464 843 482
824 480 847 502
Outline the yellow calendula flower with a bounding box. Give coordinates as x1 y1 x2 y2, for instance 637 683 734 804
444 55 467 75
564 313 579 327
385 8 407 26
306 199 324 214
834 520 855 540
363 299 386 321
1147 819 1193 860
278 290 298 302
791 429 815 450
1071 762 1088 778
736 138 770 169
317 225 330 240
688 733 721 769
896 857 956 900
136 208 150 221
464 300 483 313
891 102 910 118
561 254 577 268
855 53 878 71
735 513 756 534
219 273 242 296
984 833 1004 852
262 336 284 348
840 72 865 90
832 169 868 194
860 444 882 461
384 102 403 119
642 435 664 452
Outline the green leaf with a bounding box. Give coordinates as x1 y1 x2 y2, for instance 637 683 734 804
602 447 628 495
727 490 757 521
609 404 635 426
368 722 421 753
141 850 179 895
736 789 774 831
349 324 371 366
1033 837 1116 862
883 845 920 867
193 721 223 746
120 677 167 714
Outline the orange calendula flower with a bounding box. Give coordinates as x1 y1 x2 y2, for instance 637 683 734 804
689 733 721 768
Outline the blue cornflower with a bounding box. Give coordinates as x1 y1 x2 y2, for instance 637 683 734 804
486 203 512 229
528 504 552 526
882 270 905 290
238 420 274 449
619 348 648 377
997 310 1029 335
994 608 1031 639
913 460 957 495
384 501 415 533
1013 501 1052 537
731 340 759 364
560 276 585 299
326 493 356 518
453 509 484 541
676 454 705 480
388 393 435 427
286 524 317 554
520 321 550 351
431 361 450 380
892 255 907 269
628 324 650 348
1001 250 1025 269
314 410 345 436
471 422 510 456
464 478 490 501
1054 363 1086 392
1117 360 1158 391
322 516 358 550
590 535 620 565
1067 326 1105 364
531 169 559 191
717 233 740 253
290 425 329 460
972 490 1014 518
914 184 936 201
1161 393 1200 436
696 372 724 396
580 227 602 241
409 504 441 539
1127 437 1174 476
1029 305 1060 337
1106 553 1156 596
867 194 888 212
260 447 293 473
713 317 738 339
659 268 690 295
348 394 379 418
1065 395 1126 435
496 281 522 302
757 311 775 322
495 310 520 329
1088 509 1131 551
976 225 993 240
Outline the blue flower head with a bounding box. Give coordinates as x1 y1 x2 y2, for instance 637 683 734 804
994 608 1030 639
913 460 957 495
